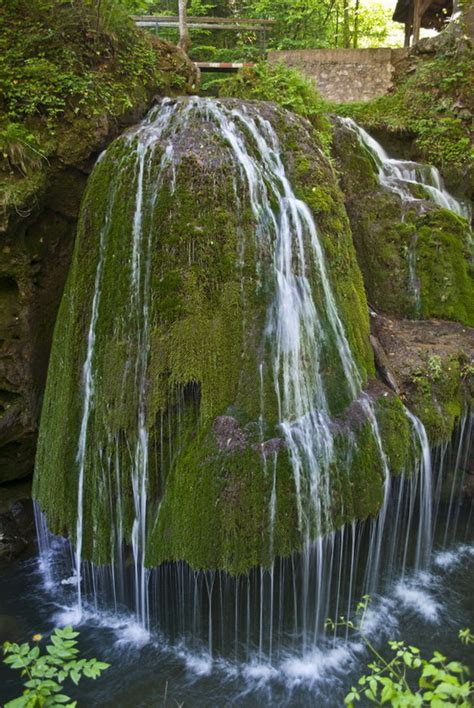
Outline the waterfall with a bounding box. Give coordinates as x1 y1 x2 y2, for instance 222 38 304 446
201 101 362 544
33 98 472 665
340 117 470 220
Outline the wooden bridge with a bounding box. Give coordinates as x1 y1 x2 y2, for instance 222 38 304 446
133 15 275 71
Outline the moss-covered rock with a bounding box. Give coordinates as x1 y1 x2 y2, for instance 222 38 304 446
334 23 473 195
371 313 473 444
35 98 419 574
332 122 474 326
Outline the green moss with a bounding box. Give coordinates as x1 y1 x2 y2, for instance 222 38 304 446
416 210 474 326
333 124 474 325
147 427 299 574
218 62 332 153
376 393 413 474
408 355 472 444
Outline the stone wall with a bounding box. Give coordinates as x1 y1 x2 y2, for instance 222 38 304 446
268 48 408 103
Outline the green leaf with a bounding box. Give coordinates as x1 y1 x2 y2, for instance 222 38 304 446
380 683 394 703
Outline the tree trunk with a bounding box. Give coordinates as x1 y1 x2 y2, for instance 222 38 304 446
413 0 422 44
178 0 191 53
353 0 359 48
343 0 351 48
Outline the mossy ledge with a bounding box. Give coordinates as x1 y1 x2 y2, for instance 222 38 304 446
371 313 474 445
33 98 423 575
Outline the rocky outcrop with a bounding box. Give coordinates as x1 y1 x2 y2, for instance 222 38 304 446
370 312 474 442
336 23 473 196
332 120 474 326
34 98 421 574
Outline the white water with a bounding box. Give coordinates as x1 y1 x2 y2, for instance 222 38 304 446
74 193 119 613
341 117 471 220
127 101 179 628
201 100 362 545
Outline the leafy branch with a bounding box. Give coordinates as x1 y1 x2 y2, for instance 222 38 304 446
3 626 110 708
326 596 474 706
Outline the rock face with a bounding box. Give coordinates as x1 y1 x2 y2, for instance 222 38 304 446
0 6 197 483
332 119 473 443
0 481 35 564
0 173 86 483
370 313 474 442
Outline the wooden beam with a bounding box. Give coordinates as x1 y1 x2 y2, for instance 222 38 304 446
132 15 275 25
136 21 269 30
195 62 255 72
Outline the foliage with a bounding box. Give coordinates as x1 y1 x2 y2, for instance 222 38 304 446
2 626 109 707
0 122 47 176
219 62 332 150
139 0 399 56
0 0 187 161
337 36 473 173
0 0 193 218
0 1 161 128
327 596 474 707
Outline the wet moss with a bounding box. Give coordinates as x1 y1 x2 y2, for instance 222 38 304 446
333 124 474 326
408 354 471 444
416 210 474 325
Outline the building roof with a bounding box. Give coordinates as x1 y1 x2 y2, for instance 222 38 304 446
393 0 454 29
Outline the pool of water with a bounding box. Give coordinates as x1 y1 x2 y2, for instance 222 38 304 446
1 529 473 707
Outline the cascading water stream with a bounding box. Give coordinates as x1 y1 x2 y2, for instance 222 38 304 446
201 101 362 544
340 117 470 220
340 116 472 316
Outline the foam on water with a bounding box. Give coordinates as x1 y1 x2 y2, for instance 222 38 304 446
359 597 398 638
178 650 213 677
394 583 441 622
279 642 358 686
52 601 152 647
434 543 474 570
242 662 279 682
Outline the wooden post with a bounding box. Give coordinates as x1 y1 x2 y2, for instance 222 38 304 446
413 0 422 43
404 16 412 46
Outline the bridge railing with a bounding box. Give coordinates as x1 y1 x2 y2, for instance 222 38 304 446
132 15 275 56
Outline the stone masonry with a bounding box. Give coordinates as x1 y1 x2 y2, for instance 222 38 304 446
268 48 408 103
